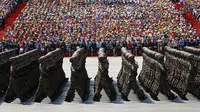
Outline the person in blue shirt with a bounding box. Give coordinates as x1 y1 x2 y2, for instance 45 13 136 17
179 38 185 50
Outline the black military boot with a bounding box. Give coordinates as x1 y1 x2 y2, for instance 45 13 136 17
121 94 130 101
109 92 117 101
152 96 160 101
4 96 16 103
35 93 47 103
65 94 75 102
167 94 177 100
93 94 102 102
180 95 188 101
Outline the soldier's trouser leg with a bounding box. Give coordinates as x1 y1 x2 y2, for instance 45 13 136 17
121 84 131 101
104 82 117 101
0 70 10 97
4 82 17 103
161 88 177 100
65 83 75 102
49 70 68 102
117 68 123 92
0 83 7 97
132 81 147 101
82 78 90 101
93 84 103 102
190 88 200 100
160 75 177 100
35 79 47 102
177 77 188 100
178 91 188 101
117 80 123 93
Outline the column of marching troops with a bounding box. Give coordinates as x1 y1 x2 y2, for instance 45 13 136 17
0 45 200 104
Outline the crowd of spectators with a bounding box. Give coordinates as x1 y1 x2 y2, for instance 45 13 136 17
0 0 18 30
0 0 199 56
185 0 200 22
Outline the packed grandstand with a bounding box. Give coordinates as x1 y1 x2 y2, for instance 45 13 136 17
0 0 200 56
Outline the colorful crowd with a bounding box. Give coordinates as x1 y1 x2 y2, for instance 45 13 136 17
0 0 199 56
186 0 200 22
0 0 18 30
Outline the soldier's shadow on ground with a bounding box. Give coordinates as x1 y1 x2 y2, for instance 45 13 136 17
168 91 184 103
82 94 95 104
113 82 153 104
0 96 5 105
111 93 124 104
141 97 154 103
130 90 154 104
171 97 184 103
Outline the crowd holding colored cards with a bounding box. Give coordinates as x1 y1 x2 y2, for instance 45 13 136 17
0 0 18 30
0 0 199 55
186 0 200 22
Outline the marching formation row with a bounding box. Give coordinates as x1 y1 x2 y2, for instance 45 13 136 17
0 46 200 104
